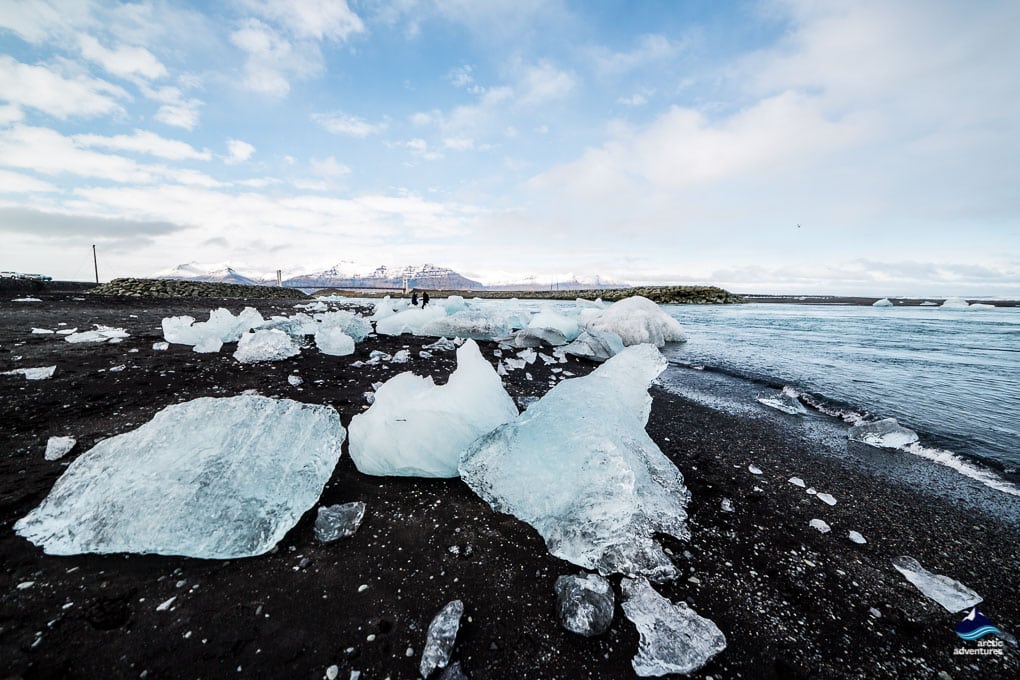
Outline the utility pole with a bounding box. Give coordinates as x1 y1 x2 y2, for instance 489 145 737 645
92 244 98 283
276 269 282 287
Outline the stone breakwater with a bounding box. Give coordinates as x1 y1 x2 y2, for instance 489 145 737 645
312 286 742 305
90 278 307 300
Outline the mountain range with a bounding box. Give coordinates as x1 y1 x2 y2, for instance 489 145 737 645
155 262 627 291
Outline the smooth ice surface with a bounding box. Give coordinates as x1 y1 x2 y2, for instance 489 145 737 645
349 340 517 477
65 326 129 344
15 395 344 558
375 307 445 336
45 436 76 461
809 518 830 533
460 344 690 581
891 556 982 612
233 330 300 363
757 386 807 415
314 502 366 542
524 309 581 346
162 307 263 349
621 577 726 677
562 329 625 362
586 296 686 347
419 309 514 341
315 327 356 356
816 493 837 506
848 418 919 449
555 573 614 637
872 298 894 307
420 599 464 678
2 366 55 380
789 477 806 488
316 310 371 342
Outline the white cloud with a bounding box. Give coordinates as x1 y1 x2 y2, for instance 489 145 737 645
74 129 211 161
140 84 203 130
442 137 475 151
77 33 167 81
0 169 58 193
0 104 24 125
225 139 255 164
617 91 651 107
311 111 387 137
0 0 95 44
238 0 364 41
448 64 475 88
310 156 351 177
516 61 575 107
589 33 682 76
230 18 321 97
0 55 128 119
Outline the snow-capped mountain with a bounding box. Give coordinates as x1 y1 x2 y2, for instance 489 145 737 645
156 263 259 286
282 263 484 290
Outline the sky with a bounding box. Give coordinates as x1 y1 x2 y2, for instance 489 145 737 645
1 0 1018 295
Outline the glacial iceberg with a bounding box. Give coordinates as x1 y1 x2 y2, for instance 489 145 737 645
621 577 727 676
162 307 263 351
941 297 970 309
375 307 446 336
891 556 982 612
233 329 300 363
15 395 344 558
562 329 625 362
315 310 372 342
872 298 894 307
848 418 919 449
315 326 355 356
348 340 518 477
586 296 686 347
460 344 690 580
419 309 514 341
522 309 581 346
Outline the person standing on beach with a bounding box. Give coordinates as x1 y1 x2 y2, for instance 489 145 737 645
411 290 418 307
422 291 430 308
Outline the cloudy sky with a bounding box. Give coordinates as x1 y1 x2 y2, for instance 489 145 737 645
1 0 1018 295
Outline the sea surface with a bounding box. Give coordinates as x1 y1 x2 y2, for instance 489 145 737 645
659 303 1020 478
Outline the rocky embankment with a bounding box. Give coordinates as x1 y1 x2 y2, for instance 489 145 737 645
312 286 742 304
91 278 307 300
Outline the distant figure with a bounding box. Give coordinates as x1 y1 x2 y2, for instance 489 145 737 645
422 291 430 308
411 291 418 307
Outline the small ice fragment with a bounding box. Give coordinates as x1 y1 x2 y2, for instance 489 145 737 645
152 342 169 351
848 530 867 544
156 596 176 611
13 297 42 302
358 584 368 592
314 502 366 542
288 375 303 387
621 577 726 676
806 487 817 495
391 349 410 363
517 348 537 364
233 330 299 363
45 436 76 461
809 519 830 533
419 599 464 678
788 477 806 488
756 386 807 415
56 328 77 335
65 326 130 344
2 366 56 380
31 328 54 334
816 493 837 506
325 665 339 680
423 337 456 352
891 556 982 612
419 351 432 359
554 573 614 637
748 464 763 475
109 364 126 373
721 498 734 513
17 581 35 590
848 418 919 449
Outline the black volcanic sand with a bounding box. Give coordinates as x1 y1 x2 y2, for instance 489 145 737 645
1 294 1018 679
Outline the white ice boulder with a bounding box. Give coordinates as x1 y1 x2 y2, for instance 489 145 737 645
315 310 372 342
419 309 515 341
872 298 894 307
45 436 76 461
941 297 970 309
586 296 686 347
891 556 982 612
443 295 469 314
562 329 625 362
848 418 919 449
460 344 690 581
374 307 446 336
370 295 399 320
64 326 130 344
14 395 345 558
315 326 355 357
233 329 300 363
162 307 263 350
348 339 518 477
621 577 726 676
259 313 319 338
522 309 581 346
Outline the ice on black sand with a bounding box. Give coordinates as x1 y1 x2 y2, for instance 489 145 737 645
314 502 366 542
420 599 464 678
555 573 614 637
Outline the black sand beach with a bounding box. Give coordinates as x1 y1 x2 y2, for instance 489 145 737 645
1 293 1017 679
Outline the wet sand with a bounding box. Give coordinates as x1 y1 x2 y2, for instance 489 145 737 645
1 293 1017 679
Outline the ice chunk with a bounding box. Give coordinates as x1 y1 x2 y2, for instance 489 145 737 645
748 464 763 475
15 395 344 558
315 327 356 356
941 297 970 308
349 340 517 478
370 295 398 320
375 307 446 336
788 477 806 488
288 374 303 386
562 329 624 362
419 309 514 341
419 599 464 678
65 325 129 344
233 330 300 363
816 493 837 506
443 295 468 314
809 518 830 533
438 662 468 680
391 349 410 363
516 348 537 365
2 366 56 380
555 573 614 637
891 556 982 612
460 344 690 581
848 530 867 544
56 328 77 335
152 341 169 351
314 502 366 542
316 310 372 342
193 336 222 353
45 436 76 461
721 498 734 512
872 298 894 307
423 337 456 352
31 328 54 334
848 418 919 449
586 296 686 347
521 309 581 346
621 577 726 676
13 297 42 302
162 307 263 348
757 386 807 415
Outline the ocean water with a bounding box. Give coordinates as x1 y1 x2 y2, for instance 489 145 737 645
659 303 1020 477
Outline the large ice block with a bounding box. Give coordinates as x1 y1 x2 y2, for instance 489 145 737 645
375 307 446 336
848 418 919 449
315 310 372 342
621 577 727 676
891 556 982 612
15 396 345 558
315 327 356 356
233 329 300 363
562 329 625 362
555 573 614 637
348 340 518 477
586 296 686 347
419 309 515 341
460 344 690 580
162 307 263 350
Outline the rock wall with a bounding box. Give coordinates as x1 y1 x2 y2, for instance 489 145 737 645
91 278 307 300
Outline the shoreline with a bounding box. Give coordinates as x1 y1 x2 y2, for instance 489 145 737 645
2 293 1017 678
